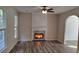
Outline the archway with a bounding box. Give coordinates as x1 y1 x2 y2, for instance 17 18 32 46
64 15 79 52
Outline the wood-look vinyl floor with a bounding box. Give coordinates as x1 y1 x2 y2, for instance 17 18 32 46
10 40 66 53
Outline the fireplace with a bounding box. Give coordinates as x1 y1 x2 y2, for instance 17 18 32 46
33 31 45 42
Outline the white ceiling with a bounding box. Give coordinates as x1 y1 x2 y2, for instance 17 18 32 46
15 6 78 14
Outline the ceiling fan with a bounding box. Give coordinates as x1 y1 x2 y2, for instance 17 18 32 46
41 6 54 14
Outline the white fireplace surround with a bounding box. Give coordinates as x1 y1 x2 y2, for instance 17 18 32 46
32 13 47 40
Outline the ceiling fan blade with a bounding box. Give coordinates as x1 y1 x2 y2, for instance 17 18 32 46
48 8 53 11
47 10 54 12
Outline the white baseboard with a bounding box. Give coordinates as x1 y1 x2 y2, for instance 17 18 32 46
3 40 18 53
45 39 58 41
18 39 32 41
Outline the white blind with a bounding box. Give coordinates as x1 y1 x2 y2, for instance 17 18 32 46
0 31 5 51
0 9 6 52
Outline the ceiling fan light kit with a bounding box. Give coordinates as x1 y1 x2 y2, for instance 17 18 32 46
42 10 47 14
41 6 54 14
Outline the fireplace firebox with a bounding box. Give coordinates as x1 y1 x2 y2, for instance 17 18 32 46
33 31 45 42
34 33 44 39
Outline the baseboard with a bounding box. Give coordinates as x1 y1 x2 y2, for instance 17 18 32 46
57 40 63 44
18 39 32 42
19 39 58 41
3 40 18 53
45 39 58 41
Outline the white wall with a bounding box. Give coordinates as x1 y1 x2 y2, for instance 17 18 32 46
32 13 47 27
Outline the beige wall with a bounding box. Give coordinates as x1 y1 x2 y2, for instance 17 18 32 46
0 7 18 52
47 14 59 40
58 7 79 43
18 13 32 41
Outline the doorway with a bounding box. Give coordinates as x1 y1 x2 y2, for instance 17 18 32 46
64 15 79 52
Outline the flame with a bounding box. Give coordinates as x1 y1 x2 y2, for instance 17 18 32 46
35 34 43 39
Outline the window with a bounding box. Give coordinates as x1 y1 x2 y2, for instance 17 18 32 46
0 9 6 52
14 15 18 39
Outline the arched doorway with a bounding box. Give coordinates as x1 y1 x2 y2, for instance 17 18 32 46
64 15 79 52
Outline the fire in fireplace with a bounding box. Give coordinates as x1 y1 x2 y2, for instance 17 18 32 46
33 31 45 40
34 33 44 39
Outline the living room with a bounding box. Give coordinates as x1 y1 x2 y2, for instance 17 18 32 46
0 6 79 53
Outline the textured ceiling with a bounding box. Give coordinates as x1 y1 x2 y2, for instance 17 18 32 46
15 6 78 14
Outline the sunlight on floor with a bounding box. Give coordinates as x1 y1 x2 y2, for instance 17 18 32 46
67 45 77 49
64 44 77 53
